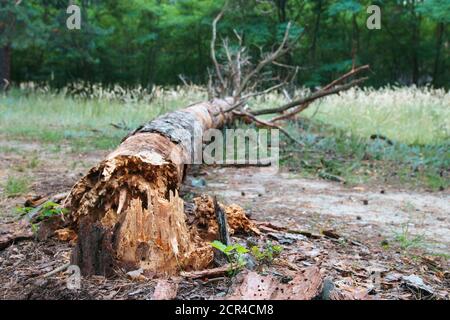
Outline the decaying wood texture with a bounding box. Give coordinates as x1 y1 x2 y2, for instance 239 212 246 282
64 100 234 276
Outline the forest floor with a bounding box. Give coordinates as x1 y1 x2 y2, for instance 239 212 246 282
0 138 448 300
0 87 448 300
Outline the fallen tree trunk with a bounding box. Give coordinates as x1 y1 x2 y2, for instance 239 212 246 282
62 10 369 277
64 99 233 276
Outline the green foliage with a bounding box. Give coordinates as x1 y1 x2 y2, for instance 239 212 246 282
37 201 68 220
4 176 29 196
328 0 363 16
417 0 450 23
211 240 284 275
15 201 67 221
2 0 449 88
211 240 249 276
250 242 283 265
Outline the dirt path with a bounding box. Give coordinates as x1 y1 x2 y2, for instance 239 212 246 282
1 142 449 299
191 167 450 254
1 140 448 254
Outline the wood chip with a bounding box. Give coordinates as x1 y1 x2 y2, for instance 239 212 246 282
228 267 323 300
152 280 178 300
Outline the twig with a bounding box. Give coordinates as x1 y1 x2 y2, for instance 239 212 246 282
233 110 303 146
40 262 71 278
211 8 227 95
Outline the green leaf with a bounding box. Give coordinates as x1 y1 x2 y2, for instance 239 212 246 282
210 240 227 252
234 244 249 254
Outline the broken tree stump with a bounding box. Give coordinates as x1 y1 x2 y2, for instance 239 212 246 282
64 99 234 276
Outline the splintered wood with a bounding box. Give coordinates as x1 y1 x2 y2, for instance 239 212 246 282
64 100 235 276
194 195 260 240
67 134 213 276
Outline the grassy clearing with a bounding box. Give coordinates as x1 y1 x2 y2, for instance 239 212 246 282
271 87 449 190
1 85 448 190
0 85 207 152
279 118 449 190
252 86 449 145
3 176 30 197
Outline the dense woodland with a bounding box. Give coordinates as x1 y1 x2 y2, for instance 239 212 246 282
0 0 449 89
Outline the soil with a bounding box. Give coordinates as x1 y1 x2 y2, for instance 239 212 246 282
191 166 450 254
0 140 449 300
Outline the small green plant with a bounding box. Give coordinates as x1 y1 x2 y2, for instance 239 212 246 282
31 223 39 235
250 241 283 265
211 240 249 276
27 155 40 169
4 176 30 196
38 201 68 220
394 224 426 250
15 206 33 217
15 201 67 221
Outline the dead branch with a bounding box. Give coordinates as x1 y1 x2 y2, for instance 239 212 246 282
211 9 227 95
234 22 293 98
250 77 368 116
270 66 370 122
233 110 303 146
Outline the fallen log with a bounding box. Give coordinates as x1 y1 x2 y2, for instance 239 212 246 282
64 99 234 276
62 10 369 277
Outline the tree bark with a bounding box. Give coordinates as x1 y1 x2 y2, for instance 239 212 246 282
432 22 444 86
0 45 11 90
64 99 233 276
310 0 322 67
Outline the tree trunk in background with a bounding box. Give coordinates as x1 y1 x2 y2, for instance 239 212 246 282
411 4 420 85
310 0 323 67
0 45 11 90
351 14 360 59
433 22 444 86
275 0 288 23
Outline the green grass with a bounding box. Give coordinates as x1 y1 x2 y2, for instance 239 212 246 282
270 86 449 190
4 176 30 197
394 224 427 250
0 85 207 151
279 118 449 190
1 85 448 190
253 86 449 145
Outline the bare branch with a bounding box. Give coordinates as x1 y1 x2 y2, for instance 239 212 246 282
269 66 370 122
234 22 293 97
211 9 226 95
251 77 368 116
233 110 304 146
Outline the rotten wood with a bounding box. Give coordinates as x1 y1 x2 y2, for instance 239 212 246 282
64 100 233 276
214 196 231 246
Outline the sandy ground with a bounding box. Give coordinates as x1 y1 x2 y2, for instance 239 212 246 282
0 140 449 300
192 167 450 254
